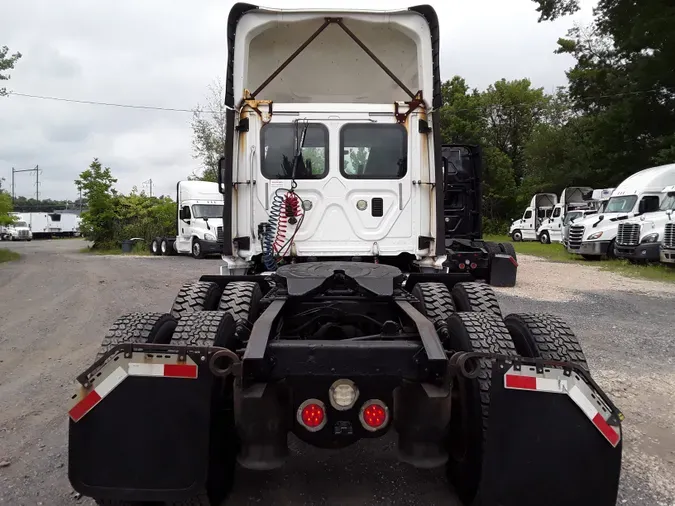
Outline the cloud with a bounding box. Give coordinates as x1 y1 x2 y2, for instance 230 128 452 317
0 0 596 200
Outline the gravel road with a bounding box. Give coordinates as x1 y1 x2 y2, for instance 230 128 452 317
0 240 673 506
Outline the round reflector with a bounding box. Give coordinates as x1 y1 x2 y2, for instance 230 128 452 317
297 399 327 432
470 263 477 269
359 400 389 431
329 379 358 410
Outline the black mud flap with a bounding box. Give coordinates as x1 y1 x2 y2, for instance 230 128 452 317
488 253 517 287
68 349 214 502
478 363 622 506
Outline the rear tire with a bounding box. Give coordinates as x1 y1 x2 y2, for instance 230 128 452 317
97 312 177 360
444 312 517 505
218 282 263 344
411 282 455 341
504 313 588 370
171 311 239 506
160 237 171 256
483 241 502 257
170 281 222 319
498 242 517 263
150 237 161 255
451 282 502 317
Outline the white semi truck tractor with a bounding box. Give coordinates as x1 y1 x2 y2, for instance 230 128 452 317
614 185 675 262
150 181 224 259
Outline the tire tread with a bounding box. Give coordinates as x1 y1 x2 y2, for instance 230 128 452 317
452 282 502 316
170 281 221 319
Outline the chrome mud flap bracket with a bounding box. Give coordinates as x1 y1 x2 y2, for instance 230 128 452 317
477 359 623 506
67 344 222 503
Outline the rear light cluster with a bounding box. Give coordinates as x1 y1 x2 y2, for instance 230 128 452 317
296 379 389 433
458 258 478 270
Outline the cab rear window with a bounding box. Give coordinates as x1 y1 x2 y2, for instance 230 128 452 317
261 123 328 179
340 124 407 179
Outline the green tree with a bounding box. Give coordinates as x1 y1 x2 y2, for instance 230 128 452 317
0 191 16 226
481 79 550 183
534 0 675 181
1 45 22 97
190 79 227 182
438 76 484 145
75 159 118 247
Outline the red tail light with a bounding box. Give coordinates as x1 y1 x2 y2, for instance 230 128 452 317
297 399 327 432
359 400 389 431
470 263 477 269
459 263 466 269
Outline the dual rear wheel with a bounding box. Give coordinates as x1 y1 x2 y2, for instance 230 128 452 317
412 281 588 504
95 280 264 506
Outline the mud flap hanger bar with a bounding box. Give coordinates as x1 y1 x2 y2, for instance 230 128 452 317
75 343 242 389
449 351 624 426
247 17 422 122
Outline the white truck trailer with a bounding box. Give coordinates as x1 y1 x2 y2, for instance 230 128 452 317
150 181 224 258
614 185 675 262
566 164 675 259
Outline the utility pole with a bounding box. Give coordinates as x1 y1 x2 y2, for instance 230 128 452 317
11 165 40 204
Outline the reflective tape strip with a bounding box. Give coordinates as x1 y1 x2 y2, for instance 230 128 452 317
128 363 198 379
128 363 164 376
69 357 198 423
69 366 128 422
504 373 566 394
503 366 621 447
568 384 597 419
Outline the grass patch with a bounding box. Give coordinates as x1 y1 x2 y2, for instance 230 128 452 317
0 248 20 263
80 242 151 256
485 234 675 283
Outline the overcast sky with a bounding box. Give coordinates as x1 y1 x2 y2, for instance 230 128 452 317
1 0 595 201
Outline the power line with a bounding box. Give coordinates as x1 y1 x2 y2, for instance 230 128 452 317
6 87 668 117
8 91 225 114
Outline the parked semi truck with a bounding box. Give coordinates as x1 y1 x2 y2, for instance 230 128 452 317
614 185 675 262
508 193 557 242
67 5 622 506
567 164 675 259
150 181 224 258
535 187 595 244
661 205 675 264
1 218 32 241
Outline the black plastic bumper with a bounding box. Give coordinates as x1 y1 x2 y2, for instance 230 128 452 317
200 239 222 254
660 248 675 264
568 240 611 256
614 243 660 261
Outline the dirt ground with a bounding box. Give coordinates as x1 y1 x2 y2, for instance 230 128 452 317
0 240 674 506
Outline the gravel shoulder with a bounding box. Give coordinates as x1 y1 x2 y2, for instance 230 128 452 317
0 240 673 506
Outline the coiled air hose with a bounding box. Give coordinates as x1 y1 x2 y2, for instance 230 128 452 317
262 189 302 271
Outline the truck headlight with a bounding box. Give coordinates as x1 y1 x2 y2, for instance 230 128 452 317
640 233 659 244
587 231 603 240
204 233 216 241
